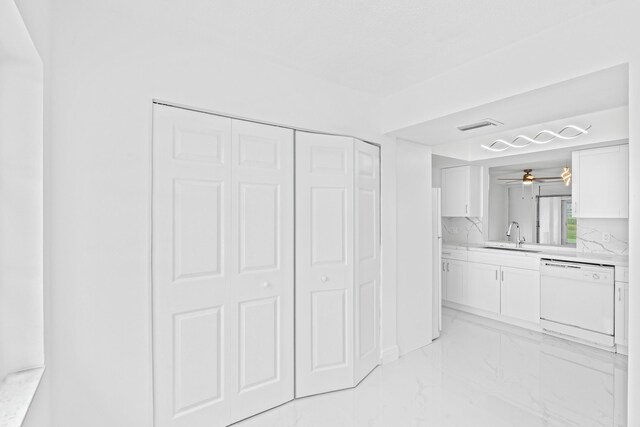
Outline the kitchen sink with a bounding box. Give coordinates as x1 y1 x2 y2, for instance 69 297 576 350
482 246 541 253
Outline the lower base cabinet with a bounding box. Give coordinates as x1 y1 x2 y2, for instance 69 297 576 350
443 257 540 326
466 262 500 313
443 259 466 305
614 281 629 347
500 267 540 323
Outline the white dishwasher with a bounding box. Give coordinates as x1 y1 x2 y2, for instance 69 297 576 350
540 259 615 348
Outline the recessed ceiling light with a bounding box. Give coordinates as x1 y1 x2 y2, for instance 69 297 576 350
457 119 503 132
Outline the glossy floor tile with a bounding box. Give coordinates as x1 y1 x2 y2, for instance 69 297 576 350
235 308 628 427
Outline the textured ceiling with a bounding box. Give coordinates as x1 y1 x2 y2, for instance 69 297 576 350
390 64 628 145
154 0 614 95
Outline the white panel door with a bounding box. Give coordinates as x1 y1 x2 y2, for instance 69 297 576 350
295 132 354 398
228 120 294 422
153 105 232 427
153 105 294 427
354 140 380 383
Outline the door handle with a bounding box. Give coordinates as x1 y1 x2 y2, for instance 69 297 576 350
501 271 504 282
447 262 450 272
618 287 622 302
262 281 271 288
442 262 446 272
495 270 498 281
321 276 328 283
465 204 468 214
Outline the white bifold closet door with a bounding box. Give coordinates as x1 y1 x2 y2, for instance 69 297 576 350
152 104 294 427
295 131 380 398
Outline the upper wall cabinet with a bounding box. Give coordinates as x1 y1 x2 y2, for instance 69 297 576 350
572 145 628 218
441 165 483 217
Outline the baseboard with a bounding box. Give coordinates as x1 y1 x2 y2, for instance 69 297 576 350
380 345 399 364
443 300 542 333
616 344 628 356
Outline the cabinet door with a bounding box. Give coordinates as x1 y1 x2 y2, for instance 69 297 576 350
573 145 628 218
295 132 355 397
354 140 381 383
153 106 295 427
614 282 628 347
441 260 448 301
500 267 540 323
441 167 468 217
465 262 500 313
445 259 466 304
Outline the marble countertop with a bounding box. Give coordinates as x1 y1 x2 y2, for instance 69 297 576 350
443 242 629 267
0 367 44 427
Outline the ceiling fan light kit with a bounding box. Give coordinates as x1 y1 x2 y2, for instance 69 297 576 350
498 168 566 186
481 124 591 152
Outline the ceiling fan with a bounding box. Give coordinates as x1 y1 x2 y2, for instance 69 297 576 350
498 169 563 185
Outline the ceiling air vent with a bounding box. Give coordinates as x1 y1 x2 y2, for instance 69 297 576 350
457 119 503 132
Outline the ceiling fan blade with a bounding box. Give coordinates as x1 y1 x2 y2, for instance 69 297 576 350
535 176 563 180
497 178 521 180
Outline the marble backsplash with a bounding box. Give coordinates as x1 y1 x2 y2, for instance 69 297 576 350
576 218 628 256
442 217 485 244
442 216 628 256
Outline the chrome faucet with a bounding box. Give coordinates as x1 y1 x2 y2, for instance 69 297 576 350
506 221 525 248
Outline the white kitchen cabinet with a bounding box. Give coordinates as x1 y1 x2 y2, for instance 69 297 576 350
441 166 483 217
614 266 629 352
466 262 500 313
500 266 540 324
442 258 466 305
614 282 628 348
572 144 628 218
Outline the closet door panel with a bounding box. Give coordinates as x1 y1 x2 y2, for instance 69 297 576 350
153 106 294 427
229 120 294 423
153 105 232 427
296 132 355 397
354 140 381 382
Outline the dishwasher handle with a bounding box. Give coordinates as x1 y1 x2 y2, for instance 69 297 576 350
542 261 582 269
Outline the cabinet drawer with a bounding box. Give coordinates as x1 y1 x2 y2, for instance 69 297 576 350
616 266 629 283
467 250 539 270
442 248 467 261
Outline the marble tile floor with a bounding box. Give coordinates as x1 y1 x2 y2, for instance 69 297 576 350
235 308 628 427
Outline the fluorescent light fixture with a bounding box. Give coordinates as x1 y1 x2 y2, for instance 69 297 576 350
457 119 502 132
481 124 591 152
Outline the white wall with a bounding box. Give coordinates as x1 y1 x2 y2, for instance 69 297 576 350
10 1 397 426
380 139 399 363
0 0 43 382
396 140 433 355
382 1 640 423
488 182 508 241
